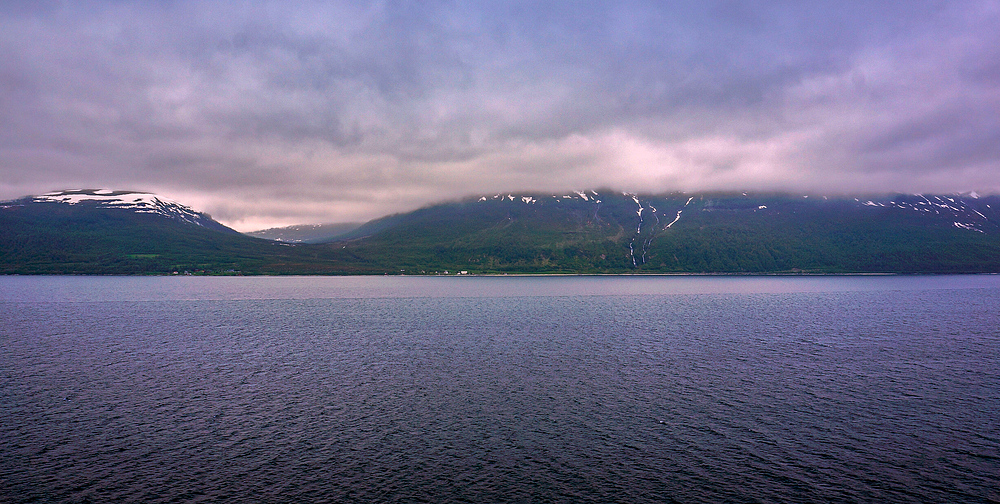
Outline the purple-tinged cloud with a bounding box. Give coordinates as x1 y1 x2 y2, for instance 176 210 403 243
1 0 997 230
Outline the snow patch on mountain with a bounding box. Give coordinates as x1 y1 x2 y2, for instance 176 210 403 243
469 190 994 235
33 189 211 227
479 191 599 204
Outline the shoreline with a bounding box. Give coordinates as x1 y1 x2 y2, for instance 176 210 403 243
4 271 998 277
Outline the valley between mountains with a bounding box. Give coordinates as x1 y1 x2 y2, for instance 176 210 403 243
3 189 999 275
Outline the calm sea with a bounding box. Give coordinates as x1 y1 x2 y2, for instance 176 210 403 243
2 275 998 503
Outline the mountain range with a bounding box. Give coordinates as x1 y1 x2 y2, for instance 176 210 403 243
246 222 362 243
2 188 999 275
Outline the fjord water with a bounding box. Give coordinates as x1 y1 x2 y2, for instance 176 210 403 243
2 276 998 503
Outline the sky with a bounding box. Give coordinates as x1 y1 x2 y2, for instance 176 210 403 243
2 1 999 231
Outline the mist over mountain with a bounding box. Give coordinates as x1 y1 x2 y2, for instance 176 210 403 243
0 190 374 275
3 189 999 275
328 190 1000 274
4 2 998 225
247 223 362 244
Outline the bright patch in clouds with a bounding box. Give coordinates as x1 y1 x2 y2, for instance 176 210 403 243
1 0 998 230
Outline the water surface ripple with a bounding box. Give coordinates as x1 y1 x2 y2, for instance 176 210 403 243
1 276 998 503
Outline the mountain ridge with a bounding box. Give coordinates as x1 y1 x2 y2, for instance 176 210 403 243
23 189 238 234
246 222 362 243
322 190 1000 274
3 189 999 275
0 190 374 275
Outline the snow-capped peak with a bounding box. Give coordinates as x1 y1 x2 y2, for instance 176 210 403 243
37 189 174 207
32 189 211 227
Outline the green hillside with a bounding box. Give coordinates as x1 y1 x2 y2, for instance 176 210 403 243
0 199 378 275
328 192 1000 274
3 191 999 275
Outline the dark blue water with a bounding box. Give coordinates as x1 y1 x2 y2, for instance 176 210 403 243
2 276 998 503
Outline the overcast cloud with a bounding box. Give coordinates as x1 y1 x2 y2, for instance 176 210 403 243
2 1 998 230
